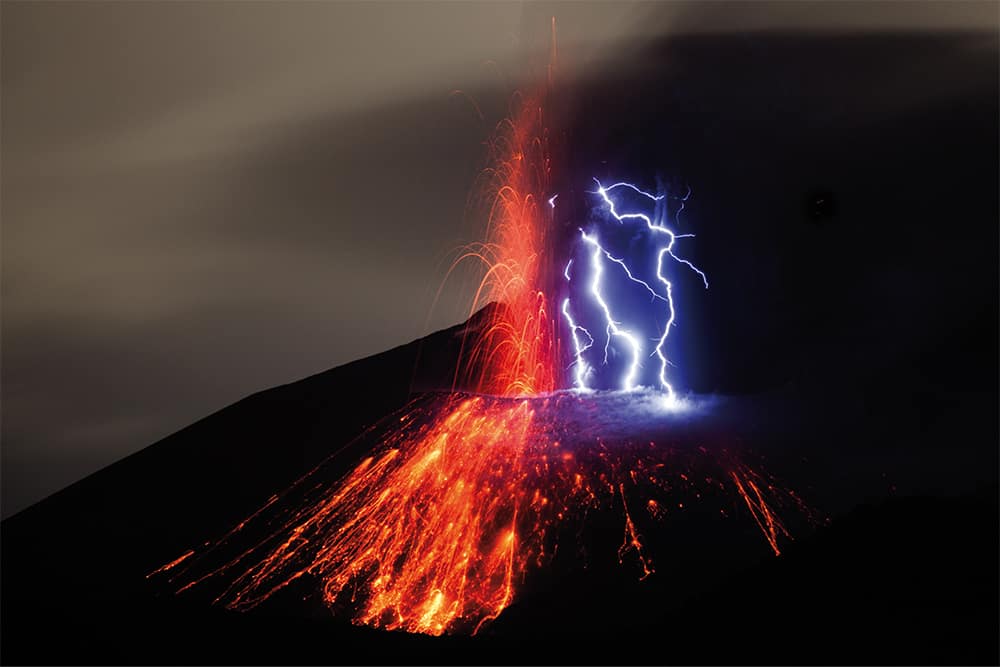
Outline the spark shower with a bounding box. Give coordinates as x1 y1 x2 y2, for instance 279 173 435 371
150 19 815 636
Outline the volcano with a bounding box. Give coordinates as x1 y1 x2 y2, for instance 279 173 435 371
2 303 997 665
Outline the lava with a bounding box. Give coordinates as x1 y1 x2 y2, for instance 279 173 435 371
445 23 560 397
154 392 814 635
152 19 817 637
189 396 536 635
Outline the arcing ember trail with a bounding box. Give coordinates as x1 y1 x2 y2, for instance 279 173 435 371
150 24 816 636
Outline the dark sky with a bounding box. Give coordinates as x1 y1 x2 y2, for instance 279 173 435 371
2 1 996 517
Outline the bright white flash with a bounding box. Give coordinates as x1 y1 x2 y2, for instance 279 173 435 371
594 179 708 289
561 178 708 399
560 295 594 390
581 230 643 391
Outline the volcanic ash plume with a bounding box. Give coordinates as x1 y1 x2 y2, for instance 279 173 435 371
151 21 818 636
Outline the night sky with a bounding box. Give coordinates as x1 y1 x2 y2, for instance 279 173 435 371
2 1 996 517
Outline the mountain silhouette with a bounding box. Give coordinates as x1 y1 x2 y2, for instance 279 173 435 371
2 305 997 665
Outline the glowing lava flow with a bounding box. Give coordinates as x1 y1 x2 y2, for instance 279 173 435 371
151 21 817 638
157 22 568 636
178 397 538 635
153 393 814 635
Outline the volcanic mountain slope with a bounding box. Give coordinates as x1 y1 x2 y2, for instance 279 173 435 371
0 306 485 660
2 304 997 665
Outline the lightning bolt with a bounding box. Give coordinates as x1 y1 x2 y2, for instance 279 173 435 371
593 179 709 289
573 230 643 391
560 292 594 390
592 245 669 305
561 178 709 400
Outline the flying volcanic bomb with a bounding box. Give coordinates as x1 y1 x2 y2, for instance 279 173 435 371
152 20 819 636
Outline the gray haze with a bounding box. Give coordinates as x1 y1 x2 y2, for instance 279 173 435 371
2 1 995 517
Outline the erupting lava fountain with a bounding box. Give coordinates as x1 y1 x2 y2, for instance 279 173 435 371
150 20 819 637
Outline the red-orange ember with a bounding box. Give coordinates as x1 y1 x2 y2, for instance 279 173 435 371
155 393 816 635
152 20 817 636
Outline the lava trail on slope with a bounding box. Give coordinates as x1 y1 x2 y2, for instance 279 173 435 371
152 390 818 635
150 21 819 636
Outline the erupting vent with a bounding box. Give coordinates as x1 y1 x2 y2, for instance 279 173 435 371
151 19 816 636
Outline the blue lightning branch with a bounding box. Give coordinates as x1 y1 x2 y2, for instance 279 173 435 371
593 179 709 289
560 296 594 389
581 231 643 390
559 178 709 401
